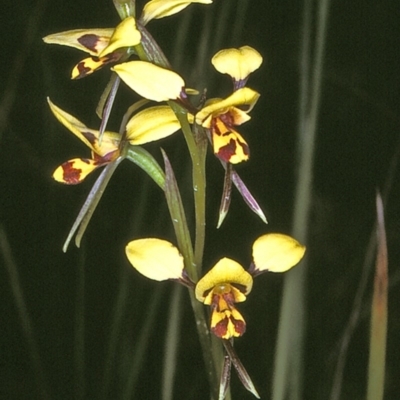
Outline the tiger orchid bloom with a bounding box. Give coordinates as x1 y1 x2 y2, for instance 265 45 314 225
194 46 262 164
125 233 305 339
195 87 260 164
43 1 213 79
43 17 141 79
48 98 180 184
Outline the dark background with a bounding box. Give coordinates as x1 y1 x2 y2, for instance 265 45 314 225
1 0 399 399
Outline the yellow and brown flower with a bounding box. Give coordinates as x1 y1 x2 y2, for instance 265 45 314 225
48 98 180 184
125 233 305 340
43 17 141 79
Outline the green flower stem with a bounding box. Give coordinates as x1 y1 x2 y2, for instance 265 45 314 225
115 4 224 397
162 150 220 399
169 103 207 271
113 0 136 19
167 110 227 400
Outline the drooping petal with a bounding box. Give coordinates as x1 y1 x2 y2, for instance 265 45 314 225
126 106 180 145
52 158 103 185
211 119 249 164
211 308 246 339
47 98 120 157
71 53 122 79
252 233 306 273
99 17 141 57
195 258 253 302
212 46 263 82
43 28 114 56
112 61 185 101
141 0 212 25
195 87 260 125
125 238 185 281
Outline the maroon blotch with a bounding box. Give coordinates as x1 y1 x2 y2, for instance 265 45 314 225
78 34 101 53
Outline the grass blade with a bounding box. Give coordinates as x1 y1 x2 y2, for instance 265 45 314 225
272 0 330 398
367 193 388 400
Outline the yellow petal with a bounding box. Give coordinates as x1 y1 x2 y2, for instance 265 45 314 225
112 61 185 101
141 0 212 25
211 119 249 164
252 233 306 273
125 238 185 281
99 17 141 57
212 46 263 81
47 98 120 157
126 106 180 145
195 87 260 125
43 28 113 56
195 258 253 302
52 158 100 184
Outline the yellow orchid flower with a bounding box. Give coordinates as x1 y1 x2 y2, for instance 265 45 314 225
48 98 180 184
141 0 213 25
125 233 305 339
194 87 260 164
43 0 214 78
43 17 141 79
189 46 262 164
195 258 253 339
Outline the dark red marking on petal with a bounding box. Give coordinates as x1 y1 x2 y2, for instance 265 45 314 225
78 34 101 53
61 161 83 185
231 283 249 294
222 292 236 309
230 315 246 335
217 138 237 163
237 138 250 157
211 118 222 136
211 117 231 137
81 131 97 146
75 61 92 79
212 316 229 338
219 111 235 129
93 150 118 164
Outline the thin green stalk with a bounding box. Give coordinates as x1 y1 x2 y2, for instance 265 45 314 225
272 0 330 399
111 4 224 396
367 194 388 400
169 109 227 400
330 138 400 400
171 105 207 270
